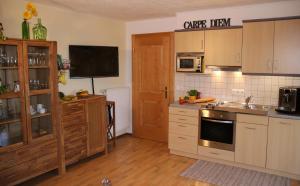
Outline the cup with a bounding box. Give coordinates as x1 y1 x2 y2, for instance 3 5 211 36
39 108 46 114
37 104 44 112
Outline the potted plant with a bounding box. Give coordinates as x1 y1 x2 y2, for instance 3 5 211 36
187 89 198 100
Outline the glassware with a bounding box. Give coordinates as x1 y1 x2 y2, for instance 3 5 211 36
22 19 30 40
32 18 47 40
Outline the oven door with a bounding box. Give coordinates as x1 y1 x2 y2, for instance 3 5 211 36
177 57 196 72
199 118 235 151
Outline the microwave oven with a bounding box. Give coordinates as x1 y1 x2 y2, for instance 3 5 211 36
176 53 204 72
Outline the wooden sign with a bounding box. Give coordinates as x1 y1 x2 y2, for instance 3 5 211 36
183 18 231 29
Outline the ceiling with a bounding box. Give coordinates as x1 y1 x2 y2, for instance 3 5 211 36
32 0 285 21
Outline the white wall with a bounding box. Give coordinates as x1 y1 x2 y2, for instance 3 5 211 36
0 0 127 95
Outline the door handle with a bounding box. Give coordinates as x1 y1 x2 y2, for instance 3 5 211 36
165 86 168 99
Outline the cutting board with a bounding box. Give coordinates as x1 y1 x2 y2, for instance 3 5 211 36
188 97 215 104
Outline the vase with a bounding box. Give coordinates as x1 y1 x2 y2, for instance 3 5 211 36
22 19 30 40
32 18 47 40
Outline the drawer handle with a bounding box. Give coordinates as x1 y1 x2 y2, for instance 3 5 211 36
279 121 291 125
178 118 186 121
178 124 186 127
178 137 186 140
245 127 256 130
209 152 219 155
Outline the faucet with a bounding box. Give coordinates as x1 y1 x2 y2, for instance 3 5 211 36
245 96 253 108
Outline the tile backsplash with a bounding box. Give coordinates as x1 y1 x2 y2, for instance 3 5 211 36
175 71 300 106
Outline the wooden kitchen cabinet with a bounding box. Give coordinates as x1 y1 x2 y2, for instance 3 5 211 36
273 19 300 74
235 114 268 168
205 28 242 66
175 31 204 53
267 117 300 175
242 21 274 74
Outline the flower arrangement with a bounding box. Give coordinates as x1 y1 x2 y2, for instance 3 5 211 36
23 2 38 20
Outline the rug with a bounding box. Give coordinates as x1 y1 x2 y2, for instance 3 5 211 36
181 160 290 186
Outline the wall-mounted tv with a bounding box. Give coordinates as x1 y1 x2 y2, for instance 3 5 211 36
69 45 119 78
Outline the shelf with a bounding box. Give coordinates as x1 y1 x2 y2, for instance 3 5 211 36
31 112 51 119
30 89 51 96
28 65 49 69
0 66 18 70
0 117 21 126
0 92 21 99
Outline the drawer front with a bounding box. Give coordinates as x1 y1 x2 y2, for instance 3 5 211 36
169 133 197 154
169 122 198 137
198 146 234 162
169 114 198 125
269 117 298 126
237 114 268 125
64 125 86 139
62 102 85 116
62 113 86 128
169 107 199 117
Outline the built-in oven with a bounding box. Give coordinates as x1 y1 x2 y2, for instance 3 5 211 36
199 109 236 151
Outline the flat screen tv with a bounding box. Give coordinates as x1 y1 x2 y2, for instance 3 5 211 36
69 45 119 78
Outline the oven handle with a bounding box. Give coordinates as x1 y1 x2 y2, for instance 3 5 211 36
202 118 233 124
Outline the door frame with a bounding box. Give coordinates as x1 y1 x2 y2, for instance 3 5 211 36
131 32 175 141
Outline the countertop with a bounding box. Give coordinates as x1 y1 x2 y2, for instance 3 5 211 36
170 101 300 120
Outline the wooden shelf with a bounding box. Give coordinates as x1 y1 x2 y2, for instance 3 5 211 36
0 117 21 126
28 65 49 69
0 92 21 99
0 66 18 70
31 112 51 119
30 89 51 96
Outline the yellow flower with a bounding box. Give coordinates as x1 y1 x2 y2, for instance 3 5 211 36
26 2 35 11
23 11 32 20
31 7 38 17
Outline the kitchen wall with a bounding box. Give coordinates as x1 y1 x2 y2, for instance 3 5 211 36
0 0 127 95
175 72 300 106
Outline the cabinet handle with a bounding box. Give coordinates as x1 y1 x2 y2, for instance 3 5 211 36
178 124 186 127
209 152 219 155
165 86 168 99
236 53 241 63
273 59 279 71
201 40 204 50
178 118 186 121
279 121 291 125
267 59 273 70
245 127 256 130
178 137 186 140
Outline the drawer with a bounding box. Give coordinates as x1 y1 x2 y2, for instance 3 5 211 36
169 107 199 117
64 125 86 139
62 113 86 127
168 133 197 154
198 146 234 162
269 117 299 126
237 114 268 125
62 101 85 116
169 122 198 137
169 114 198 125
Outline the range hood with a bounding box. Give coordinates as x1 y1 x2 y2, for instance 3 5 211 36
206 65 241 71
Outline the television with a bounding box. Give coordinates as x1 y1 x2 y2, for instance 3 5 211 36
69 45 119 78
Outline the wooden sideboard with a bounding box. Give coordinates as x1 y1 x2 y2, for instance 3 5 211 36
60 95 107 166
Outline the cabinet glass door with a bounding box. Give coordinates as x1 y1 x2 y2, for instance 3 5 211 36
0 42 26 148
25 43 54 140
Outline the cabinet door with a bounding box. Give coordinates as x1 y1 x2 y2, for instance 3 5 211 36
86 97 106 156
205 28 242 66
175 31 204 53
235 122 267 168
242 22 274 74
267 118 300 175
273 19 300 74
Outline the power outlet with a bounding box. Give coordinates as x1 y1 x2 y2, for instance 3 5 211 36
232 89 245 97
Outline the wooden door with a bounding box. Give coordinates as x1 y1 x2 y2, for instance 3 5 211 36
242 21 274 74
86 96 107 156
205 28 242 66
132 32 174 142
273 19 300 74
175 31 204 53
267 117 300 175
235 122 267 168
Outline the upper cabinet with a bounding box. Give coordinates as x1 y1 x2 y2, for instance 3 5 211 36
273 19 300 74
205 28 242 66
175 31 204 53
242 18 300 75
242 21 274 74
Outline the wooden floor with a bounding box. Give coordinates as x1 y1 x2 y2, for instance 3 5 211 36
21 135 300 186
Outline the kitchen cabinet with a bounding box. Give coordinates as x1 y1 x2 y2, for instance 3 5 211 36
267 117 300 175
273 19 300 74
175 31 204 53
235 114 268 168
242 21 274 74
168 107 198 154
205 28 242 66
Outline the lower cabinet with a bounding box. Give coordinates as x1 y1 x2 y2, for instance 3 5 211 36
267 117 300 175
235 114 268 168
168 107 198 154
